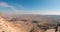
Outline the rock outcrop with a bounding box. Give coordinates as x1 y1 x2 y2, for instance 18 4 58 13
0 15 56 32
0 16 34 32
45 29 55 32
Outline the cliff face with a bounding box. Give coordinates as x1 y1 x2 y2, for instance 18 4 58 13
0 16 10 32
0 15 56 32
0 16 33 32
0 16 44 32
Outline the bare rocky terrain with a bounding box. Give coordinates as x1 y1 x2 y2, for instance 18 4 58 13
0 14 60 32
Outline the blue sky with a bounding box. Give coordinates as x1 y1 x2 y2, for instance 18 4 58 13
0 0 60 15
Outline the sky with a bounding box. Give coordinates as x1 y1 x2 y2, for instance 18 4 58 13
0 0 60 15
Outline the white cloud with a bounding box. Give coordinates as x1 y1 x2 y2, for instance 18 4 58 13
0 2 9 7
0 2 34 14
0 2 19 14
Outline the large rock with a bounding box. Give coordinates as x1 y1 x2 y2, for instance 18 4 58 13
45 29 55 32
0 16 33 32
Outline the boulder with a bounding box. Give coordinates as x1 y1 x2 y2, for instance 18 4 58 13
45 29 55 32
